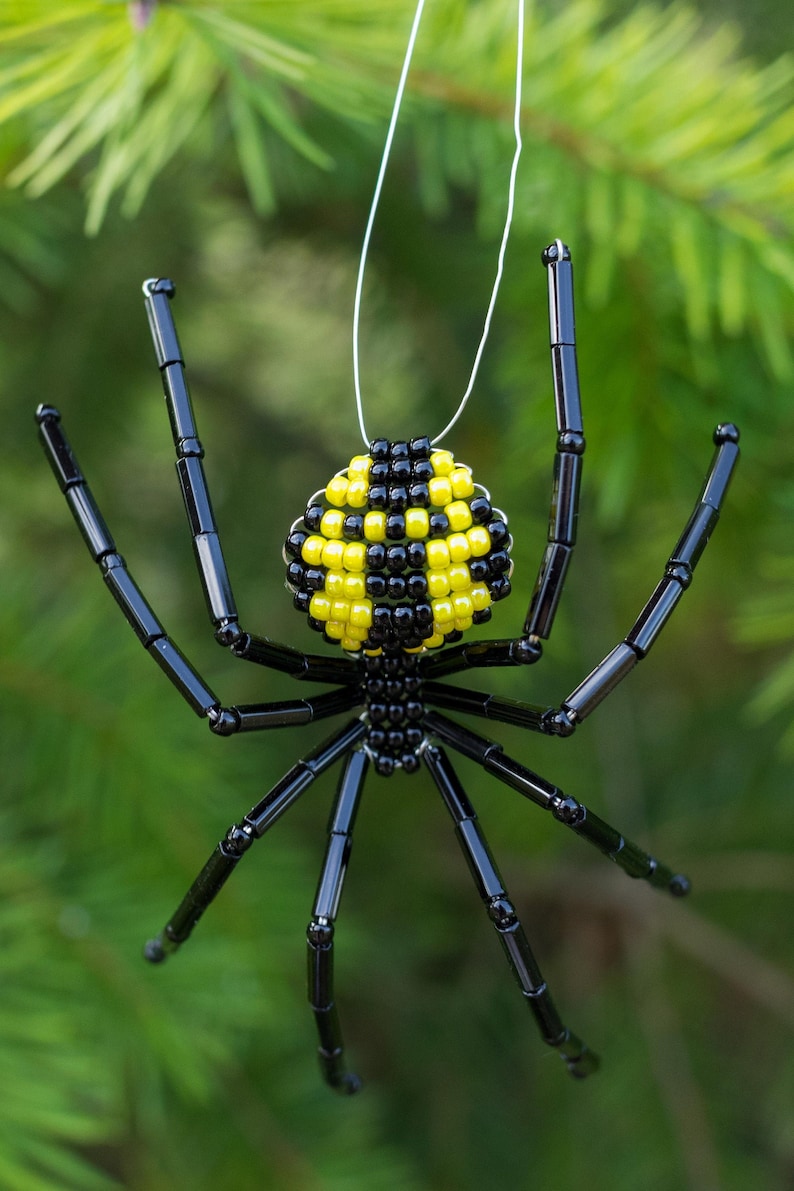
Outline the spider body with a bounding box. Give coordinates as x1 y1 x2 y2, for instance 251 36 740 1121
36 242 739 1094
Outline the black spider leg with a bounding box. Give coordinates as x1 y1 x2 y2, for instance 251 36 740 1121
307 747 368 1095
422 422 739 692
35 407 364 734
423 744 598 1079
144 717 366 962
521 239 584 661
421 239 583 680
424 711 690 897
142 277 357 686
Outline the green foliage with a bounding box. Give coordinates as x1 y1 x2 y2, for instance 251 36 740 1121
0 0 792 1188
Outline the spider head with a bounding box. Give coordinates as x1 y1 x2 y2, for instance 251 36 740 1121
284 438 512 655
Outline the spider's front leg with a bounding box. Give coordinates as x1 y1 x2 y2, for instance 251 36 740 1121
35 406 364 731
143 278 358 686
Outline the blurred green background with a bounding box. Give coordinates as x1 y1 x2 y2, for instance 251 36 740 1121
0 1 793 1188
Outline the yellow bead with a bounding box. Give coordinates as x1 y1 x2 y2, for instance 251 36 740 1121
325 621 345 639
426 568 451 598
424 633 445 649
330 598 350 623
343 573 366 600
427 476 452 507
301 535 327 566
349 599 373 628
470 583 491 611
347 477 369 508
325 475 349 507
454 617 473 632
324 570 345 597
431 597 454 624
364 647 383 657
343 541 367 571
450 466 474 498
405 508 430 539
467 526 491 557
347 454 371 479
345 623 369 641
363 511 386 542
320 509 345 539
451 591 473 620
434 619 455 637
425 539 450 569
321 539 345 569
342 636 362 652
309 593 332 621
446 500 472 531
430 449 455 477
448 562 470 591
447 532 471 562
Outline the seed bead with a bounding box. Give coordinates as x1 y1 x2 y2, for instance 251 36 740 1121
325 475 350 507
301 535 327 566
430 449 455 477
320 509 345 539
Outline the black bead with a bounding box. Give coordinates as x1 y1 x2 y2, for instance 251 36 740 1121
385 544 407 573
406 725 424 748
372 605 392 631
409 435 431 458
487 518 509 546
407 481 430 507
366 542 386 569
385 513 406 540
307 615 325 632
305 567 325 591
386 575 407 600
304 504 324 531
390 457 412 483
488 549 510 575
285 560 305 589
293 590 311 612
367 727 387 749
369 460 390 483
406 540 427 568
414 600 433 625
469 558 489 581
490 575 512 601
388 702 406 724
369 438 389 461
401 752 421 774
389 441 409 461
388 484 408 510
429 512 450 536
444 629 463 643
369 700 388 723
368 484 388 510
284 529 308 558
405 700 423 721
343 513 364 539
383 655 403 675
366 572 387 598
412 458 434 482
386 679 403 700
404 673 422 693
472 607 492 624
375 754 395 776
470 495 492 524
387 729 405 750
392 605 415 635
406 571 428 599
366 677 386 698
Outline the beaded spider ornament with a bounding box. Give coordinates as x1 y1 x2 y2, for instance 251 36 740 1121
35 0 739 1094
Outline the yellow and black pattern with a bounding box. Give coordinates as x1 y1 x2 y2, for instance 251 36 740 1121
284 436 512 653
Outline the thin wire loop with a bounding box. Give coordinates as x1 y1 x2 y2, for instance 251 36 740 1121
352 0 526 449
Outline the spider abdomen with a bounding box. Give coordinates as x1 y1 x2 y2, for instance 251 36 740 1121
284 438 513 657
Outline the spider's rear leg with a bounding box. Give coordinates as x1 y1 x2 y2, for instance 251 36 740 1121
144 718 365 962
307 748 368 1095
425 712 690 898
424 744 598 1079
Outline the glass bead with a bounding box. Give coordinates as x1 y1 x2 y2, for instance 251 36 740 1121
320 509 345 539
325 475 349 507
330 598 351 623
347 478 369 508
448 563 470 591
309 593 332 621
348 454 372 478
301 535 327 565
324 570 345 597
427 476 452 507
321 540 345 569
446 500 473 531
349 599 374 628
450 467 474 498
405 508 430 539
430 449 455 477
426 540 450 569
363 511 387 542
342 541 367 571
343 573 367 600
426 568 451 597
467 526 491 556
447 533 471 562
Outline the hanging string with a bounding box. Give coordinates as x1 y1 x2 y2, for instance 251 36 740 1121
352 0 526 448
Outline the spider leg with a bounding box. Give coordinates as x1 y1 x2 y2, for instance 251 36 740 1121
423 744 597 1078
422 422 740 692
145 717 366 962
143 278 357 684
307 748 368 1095
519 240 585 663
424 711 690 897
550 423 740 736
35 406 363 728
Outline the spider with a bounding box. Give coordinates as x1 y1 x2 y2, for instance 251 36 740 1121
36 241 739 1095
